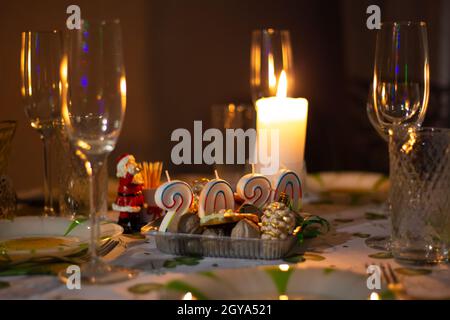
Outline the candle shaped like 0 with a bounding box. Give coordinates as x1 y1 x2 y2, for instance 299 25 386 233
198 178 235 218
273 169 302 211
155 180 193 232
237 173 272 209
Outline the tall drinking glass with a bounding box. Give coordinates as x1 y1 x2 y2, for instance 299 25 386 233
250 29 293 104
372 22 429 132
389 127 450 264
21 31 62 215
60 20 136 284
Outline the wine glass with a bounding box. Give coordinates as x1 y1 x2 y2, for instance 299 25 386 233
21 31 62 215
372 22 429 133
60 20 137 284
366 21 430 251
250 29 293 103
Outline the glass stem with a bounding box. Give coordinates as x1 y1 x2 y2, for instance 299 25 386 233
41 134 54 216
87 157 107 264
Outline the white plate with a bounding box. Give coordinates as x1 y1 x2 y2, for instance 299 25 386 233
307 171 389 204
307 171 389 193
0 216 123 262
158 265 387 300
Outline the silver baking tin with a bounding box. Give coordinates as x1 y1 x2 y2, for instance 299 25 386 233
147 231 297 260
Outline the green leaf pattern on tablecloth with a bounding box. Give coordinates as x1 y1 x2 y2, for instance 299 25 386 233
283 255 306 264
128 283 163 294
165 280 209 300
163 256 203 268
63 217 88 236
283 253 326 263
0 262 70 276
323 267 335 275
265 267 294 295
368 252 393 259
198 271 218 279
380 289 396 300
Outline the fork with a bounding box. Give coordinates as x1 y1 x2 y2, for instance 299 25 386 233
1 239 120 268
368 262 407 298
75 238 120 262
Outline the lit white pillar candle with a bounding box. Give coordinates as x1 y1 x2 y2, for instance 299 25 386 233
256 70 308 177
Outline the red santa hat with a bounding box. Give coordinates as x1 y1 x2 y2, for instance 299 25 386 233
117 153 132 170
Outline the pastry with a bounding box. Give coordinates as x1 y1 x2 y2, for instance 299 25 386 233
231 219 260 239
200 209 259 227
167 212 202 234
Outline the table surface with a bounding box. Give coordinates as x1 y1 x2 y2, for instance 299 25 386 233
1 201 450 300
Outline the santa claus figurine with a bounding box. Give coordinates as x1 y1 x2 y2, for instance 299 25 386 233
112 154 144 233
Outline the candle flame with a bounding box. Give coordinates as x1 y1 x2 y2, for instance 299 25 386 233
276 70 288 98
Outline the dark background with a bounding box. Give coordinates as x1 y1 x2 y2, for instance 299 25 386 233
1 0 449 192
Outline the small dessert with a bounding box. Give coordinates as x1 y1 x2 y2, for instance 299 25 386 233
167 212 202 234
202 227 227 237
231 219 260 239
200 209 259 227
238 203 264 218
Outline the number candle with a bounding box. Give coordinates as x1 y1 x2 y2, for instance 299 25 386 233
237 172 272 209
198 171 235 218
273 169 302 211
155 172 194 232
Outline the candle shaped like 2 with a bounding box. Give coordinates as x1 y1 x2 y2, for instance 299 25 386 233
273 169 302 212
198 179 235 218
237 173 272 209
155 180 193 232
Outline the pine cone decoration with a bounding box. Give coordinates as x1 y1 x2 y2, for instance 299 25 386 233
261 202 296 240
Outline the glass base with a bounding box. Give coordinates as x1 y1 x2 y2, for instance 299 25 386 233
365 235 392 251
59 259 138 285
392 247 449 265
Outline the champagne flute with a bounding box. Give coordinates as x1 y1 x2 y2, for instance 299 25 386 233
366 21 430 251
372 22 429 133
21 31 62 215
60 20 137 284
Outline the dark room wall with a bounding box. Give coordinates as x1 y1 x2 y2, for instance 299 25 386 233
1 0 449 192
